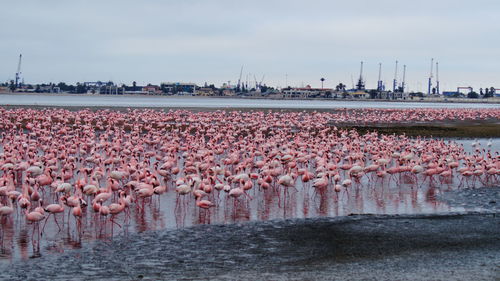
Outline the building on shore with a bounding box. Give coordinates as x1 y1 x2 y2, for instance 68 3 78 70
142 85 162 95
345 90 369 99
96 85 125 95
161 82 197 95
84 82 124 95
374 90 409 100
282 85 333 98
196 87 218 96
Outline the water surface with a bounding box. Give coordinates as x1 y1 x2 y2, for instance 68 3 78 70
1 94 499 109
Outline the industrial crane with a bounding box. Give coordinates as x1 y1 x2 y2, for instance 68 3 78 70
15 54 22 87
377 63 383 91
259 75 265 89
393 60 398 92
237 65 243 90
356 61 365 90
401 65 406 93
435 62 440 95
428 58 434 95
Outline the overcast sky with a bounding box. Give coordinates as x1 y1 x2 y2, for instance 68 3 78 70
1 0 499 91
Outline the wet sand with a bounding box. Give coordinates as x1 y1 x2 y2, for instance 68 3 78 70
1 211 498 281
0 189 498 281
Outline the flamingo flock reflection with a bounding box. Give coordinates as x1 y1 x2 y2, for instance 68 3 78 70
0 107 498 258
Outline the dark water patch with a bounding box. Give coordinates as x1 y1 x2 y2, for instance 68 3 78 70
337 123 500 138
1 212 498 280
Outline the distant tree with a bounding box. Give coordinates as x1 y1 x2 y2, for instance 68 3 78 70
320 78 325 89
132 81 137 91
9 80 15 91
335 83 347 92
480 88 484 95
484 87 494 98
76 83 87 94
467 91 479 99
57 82 71 92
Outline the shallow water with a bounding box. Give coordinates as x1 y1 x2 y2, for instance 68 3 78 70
1 213 499 281
0 138 496 263
1 94 499 109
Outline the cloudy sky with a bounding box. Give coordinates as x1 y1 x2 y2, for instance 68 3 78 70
1 0 499 91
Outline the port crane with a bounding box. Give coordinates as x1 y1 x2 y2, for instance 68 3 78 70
356 61 365 90
15 54 22 87
435 62 440 95
401 65 406 92
377 63 383 91
259 75 265 89
237 66 243 89
393 60 398 92
428 58 434 95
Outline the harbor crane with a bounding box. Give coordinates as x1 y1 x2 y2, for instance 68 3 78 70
237 65 243 89
15 54 22 87
393 60 398 92
377 63 383 91
401 65 406 93
428 58 434 95
356 61 365 90
435 62 440 95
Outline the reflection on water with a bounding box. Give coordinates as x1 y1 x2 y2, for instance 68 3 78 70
0 161 486 262
0 94 498 109
0 129 497 262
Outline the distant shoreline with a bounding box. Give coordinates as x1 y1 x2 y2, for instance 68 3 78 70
1 91 499 104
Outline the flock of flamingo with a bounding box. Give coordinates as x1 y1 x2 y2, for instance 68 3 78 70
0 107 498 256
